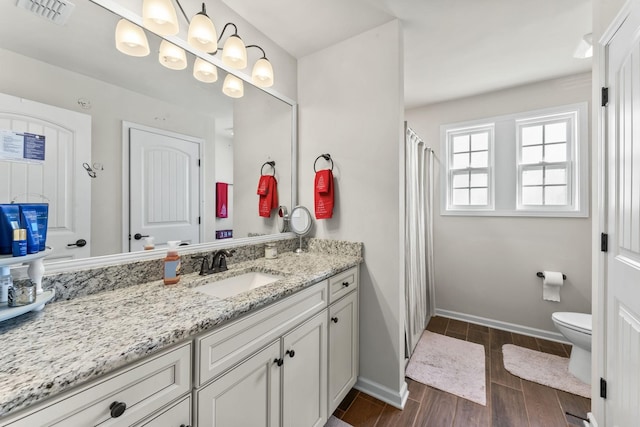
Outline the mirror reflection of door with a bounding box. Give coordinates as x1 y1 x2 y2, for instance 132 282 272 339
127 124 202 252
0 93 91 261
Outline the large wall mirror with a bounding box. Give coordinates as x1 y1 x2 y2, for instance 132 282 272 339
0 0 296 268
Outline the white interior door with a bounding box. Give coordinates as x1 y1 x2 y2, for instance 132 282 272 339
605 3 640 425
0 93 91 261
128 126 201 251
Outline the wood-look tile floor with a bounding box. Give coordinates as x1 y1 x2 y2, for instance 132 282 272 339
333 316 591 427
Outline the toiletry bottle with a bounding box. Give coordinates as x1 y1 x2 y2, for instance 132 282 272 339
144 236 155 250
0 266 12 304
12 229 27 257
163 240 181 285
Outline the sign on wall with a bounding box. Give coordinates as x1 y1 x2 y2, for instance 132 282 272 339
0 130 45 163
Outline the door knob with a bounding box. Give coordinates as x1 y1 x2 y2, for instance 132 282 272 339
133 233 149 240
67 239 87 247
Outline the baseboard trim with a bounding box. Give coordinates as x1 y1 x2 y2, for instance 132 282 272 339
354 377 409 409
435 309 570 344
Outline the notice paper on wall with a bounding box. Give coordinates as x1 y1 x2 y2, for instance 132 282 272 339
0 130 45 163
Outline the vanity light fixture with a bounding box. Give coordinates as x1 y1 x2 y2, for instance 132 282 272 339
573 33 593 59
247 45 274 88
115 19 150 57
219 23 247 69
193 57 218 82
222 74 244 98
187 3 217 53
159 40 187 70
142 0 179 36
113 1 275 98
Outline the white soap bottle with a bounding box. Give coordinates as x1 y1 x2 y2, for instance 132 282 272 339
0 266 13 304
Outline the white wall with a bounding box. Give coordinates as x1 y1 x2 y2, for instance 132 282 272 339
406 73 593 333
213 124 234 240
298 20 407 406
233 85 293 238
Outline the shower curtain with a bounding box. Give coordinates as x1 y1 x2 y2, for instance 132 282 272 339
405 124 436 356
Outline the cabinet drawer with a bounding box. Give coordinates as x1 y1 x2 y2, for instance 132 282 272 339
328 267 358 304
134 395 191 427
196 280 328 386
3 343 191 427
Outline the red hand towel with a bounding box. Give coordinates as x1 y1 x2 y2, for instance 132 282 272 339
257 175 270 195
258 176 278 217
314 170 334 219
216 182 228 218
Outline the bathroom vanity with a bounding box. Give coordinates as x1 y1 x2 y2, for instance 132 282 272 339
0 245 360 427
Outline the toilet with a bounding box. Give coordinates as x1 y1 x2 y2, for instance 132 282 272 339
551 312 592 384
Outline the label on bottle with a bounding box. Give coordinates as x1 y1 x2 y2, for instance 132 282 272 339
164 260 179 279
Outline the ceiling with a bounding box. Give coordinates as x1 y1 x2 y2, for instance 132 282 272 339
222 0 593 108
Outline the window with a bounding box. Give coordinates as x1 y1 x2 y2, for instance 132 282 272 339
445 125 494 210
517 113 576 210
441 103 588 217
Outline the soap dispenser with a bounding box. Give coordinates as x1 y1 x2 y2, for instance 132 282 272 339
163 241 181 285
0 266 12 304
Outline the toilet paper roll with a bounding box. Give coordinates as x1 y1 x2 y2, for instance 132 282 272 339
542 270 564 302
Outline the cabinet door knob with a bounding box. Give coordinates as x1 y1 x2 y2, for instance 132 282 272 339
342 281 350 287
331 317 339 323
274 358 284 366
286 349 295 358
180 425 192 427
109 401 127 418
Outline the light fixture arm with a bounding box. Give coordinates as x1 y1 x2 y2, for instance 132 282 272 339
218 22 239 42
172 0 190 25
246 44 267 59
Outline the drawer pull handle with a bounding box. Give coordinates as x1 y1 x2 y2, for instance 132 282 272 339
331 317 339 323
109 401 127 418
286 349 296 358
274 358 284 366
342 281 350 287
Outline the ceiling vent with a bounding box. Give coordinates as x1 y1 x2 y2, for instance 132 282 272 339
15 0 75 25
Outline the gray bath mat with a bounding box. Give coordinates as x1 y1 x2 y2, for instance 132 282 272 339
502 344 590 398
406 330 486 405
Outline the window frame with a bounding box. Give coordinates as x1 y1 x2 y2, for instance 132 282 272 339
440 102 588 217
444 124 495 212
516 112 577 212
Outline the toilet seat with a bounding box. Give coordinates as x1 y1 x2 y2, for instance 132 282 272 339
552 312 592 334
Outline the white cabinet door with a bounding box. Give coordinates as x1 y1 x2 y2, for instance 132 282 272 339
328 291 358 415
282 312 327 427
196 340 281 427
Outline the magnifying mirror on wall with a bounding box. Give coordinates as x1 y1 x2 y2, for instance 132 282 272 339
289 205 312 253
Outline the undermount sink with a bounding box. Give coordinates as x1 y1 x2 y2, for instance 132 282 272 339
194 272 283 299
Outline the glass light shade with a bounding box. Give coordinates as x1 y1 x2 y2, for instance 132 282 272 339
115 19 150 57
222 74 244 98
188 13 218 53
193 58 218 83
573 33 593 59
142 0 179 36
159 40 187 70
251 58 274 87
221 35 247 69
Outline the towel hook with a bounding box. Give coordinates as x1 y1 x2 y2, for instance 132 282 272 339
314 154 333 172
536 272 567 280
261 161 276 176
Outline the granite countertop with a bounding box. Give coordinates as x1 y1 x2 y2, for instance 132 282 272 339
0 251 362 418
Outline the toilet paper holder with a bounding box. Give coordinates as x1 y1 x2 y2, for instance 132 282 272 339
536 272 567 280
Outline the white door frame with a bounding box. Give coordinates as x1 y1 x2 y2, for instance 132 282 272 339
121 121 205 253
595 0 636 423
